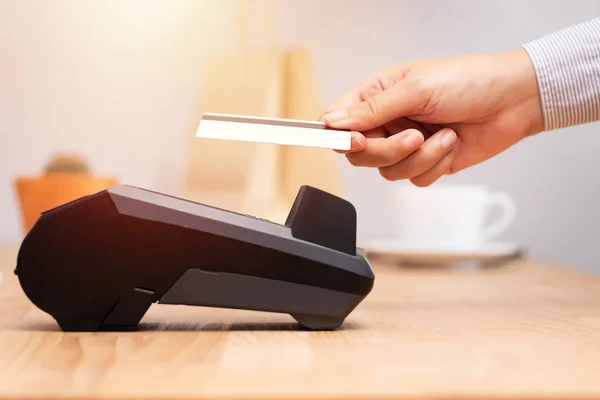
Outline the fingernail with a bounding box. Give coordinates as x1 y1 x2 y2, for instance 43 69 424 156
403 130 423 148
324 109 348 123
351 132 365 150
441 129 457 148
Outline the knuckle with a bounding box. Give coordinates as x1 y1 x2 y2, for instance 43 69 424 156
406 77 436 115
363 96 379 118
409 76 429 93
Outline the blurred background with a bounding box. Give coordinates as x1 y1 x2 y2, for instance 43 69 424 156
1 0 600 273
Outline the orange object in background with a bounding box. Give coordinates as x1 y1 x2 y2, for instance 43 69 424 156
14 175 116 234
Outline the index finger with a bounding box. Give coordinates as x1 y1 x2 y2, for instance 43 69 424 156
322 66 405 119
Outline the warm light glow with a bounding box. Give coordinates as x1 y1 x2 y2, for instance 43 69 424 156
84 0 235 38
116 0 214 23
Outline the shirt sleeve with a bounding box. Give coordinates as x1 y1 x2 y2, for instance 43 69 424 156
522 17 600 131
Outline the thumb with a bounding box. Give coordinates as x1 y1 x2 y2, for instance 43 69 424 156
323 80 427 131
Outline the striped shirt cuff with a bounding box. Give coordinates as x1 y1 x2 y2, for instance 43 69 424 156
522 18 600 131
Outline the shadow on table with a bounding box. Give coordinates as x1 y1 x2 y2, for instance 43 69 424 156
11 319 365 332
137 320 364 331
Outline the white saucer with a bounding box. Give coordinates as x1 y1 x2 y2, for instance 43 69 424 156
360 239 523 265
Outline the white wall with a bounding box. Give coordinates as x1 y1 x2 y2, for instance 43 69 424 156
2 0 600 272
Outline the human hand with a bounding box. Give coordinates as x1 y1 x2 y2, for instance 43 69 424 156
322 48 543 186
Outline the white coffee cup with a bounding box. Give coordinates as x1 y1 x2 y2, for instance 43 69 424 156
392 184 516 250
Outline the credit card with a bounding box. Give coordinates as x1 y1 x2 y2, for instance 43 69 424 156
196 113 351 150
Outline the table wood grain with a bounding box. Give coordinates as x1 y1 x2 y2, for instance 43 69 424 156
1 245 600 400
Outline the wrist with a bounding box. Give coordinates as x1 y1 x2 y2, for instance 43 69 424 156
498 47 544 137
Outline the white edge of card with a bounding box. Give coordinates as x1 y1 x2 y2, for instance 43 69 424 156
202 112 326 128
196 119 351 150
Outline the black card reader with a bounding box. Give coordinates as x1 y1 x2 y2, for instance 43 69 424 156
14 185 374 331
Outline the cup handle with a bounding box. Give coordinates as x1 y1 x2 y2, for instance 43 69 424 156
482 191 517 241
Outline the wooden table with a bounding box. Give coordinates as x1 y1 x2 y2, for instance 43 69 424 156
1 245 600 400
